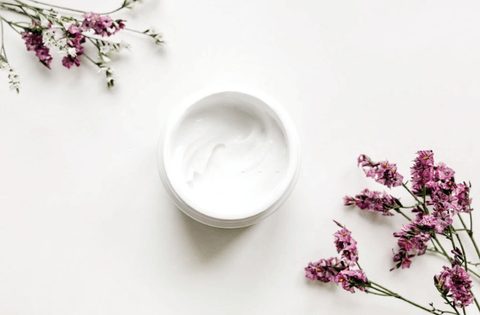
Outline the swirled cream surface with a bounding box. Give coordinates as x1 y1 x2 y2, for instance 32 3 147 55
168 94 289 219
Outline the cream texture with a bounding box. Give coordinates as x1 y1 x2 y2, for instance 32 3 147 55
168 95 289 219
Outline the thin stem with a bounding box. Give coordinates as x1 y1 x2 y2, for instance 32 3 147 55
99 5 126 15
368 282 456 314
10 0 39 21
403 183 423 205
83 52 99 66
422 186 429 214
470 212 473 232
472 294 480 313
442 297 460 315
394 208 412 221
446 227 457 253
0 15 5 57
454 231 468 272
365 289 390 297
124 27 151 35
23 0 86 13
459 213 480 260
432 234 450 259
0 16 22 35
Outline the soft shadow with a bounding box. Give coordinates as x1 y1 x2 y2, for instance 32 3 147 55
175 206 253 263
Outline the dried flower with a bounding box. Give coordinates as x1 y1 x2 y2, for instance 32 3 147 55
336 269 369 293
435 265 473 308
391 221 431 270
0 0 161 91
344 189 400 216
305 257 347 283
305 222 367 292
21 28 53 69
357 154 403 188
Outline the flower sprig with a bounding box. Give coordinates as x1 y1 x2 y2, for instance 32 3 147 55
0 0 164 91
307 151 480 315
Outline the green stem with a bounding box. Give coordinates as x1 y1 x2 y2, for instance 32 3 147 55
394 208 412 221
0 16 22 35
23 0 86 14
442 297 461 315
432 234 450 259
99 5 126 15
453 230 468 272
83 52 100 66
459 213 480 261
472 294 480 313
356 261 362 270
0 16 5 57
402 183 423 205
365 289 389 297
447 227 458 253
10 0 39 21
470 212 473 232
367 282 456 314
124 27 150 35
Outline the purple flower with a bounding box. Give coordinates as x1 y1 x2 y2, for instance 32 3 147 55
34 46 53 68
391 221 431 270
82 12 125 37
61 23 86 69
21 28 52 69
435 162 455 181
62 56 81 69
336 269 369 293
344 189 400 216
453 182 473 214
305 257 347 283
21 32 43 51
435 265 473 308
357 154 403 188
432 210 453 233
410 150 435 195
333 222 359 265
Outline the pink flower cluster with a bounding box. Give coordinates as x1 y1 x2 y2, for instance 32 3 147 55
82 13 125 37
358 154 403 188
305 222 368 293
344 188 399 216
21 13 125 69
391 218 431 270
435 265 473 307
62 24 86 69
412 150 472 215
21 29 53 69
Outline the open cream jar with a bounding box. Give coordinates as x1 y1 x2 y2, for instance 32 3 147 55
158 87 300 228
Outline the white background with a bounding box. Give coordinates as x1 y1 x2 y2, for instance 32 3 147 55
1 0 480 314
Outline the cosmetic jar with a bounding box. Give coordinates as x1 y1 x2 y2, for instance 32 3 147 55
158 86 300 228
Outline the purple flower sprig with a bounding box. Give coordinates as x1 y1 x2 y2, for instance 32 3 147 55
308 151 480 315
305 222 368 293
358 154 404 188
306 222 452 314
0 0 164 91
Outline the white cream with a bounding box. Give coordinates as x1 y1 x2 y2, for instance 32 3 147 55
167 93 289 219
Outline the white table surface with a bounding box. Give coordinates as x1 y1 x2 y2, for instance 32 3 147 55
1 0 480 314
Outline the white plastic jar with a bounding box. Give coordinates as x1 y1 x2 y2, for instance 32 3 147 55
158 86 300 228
